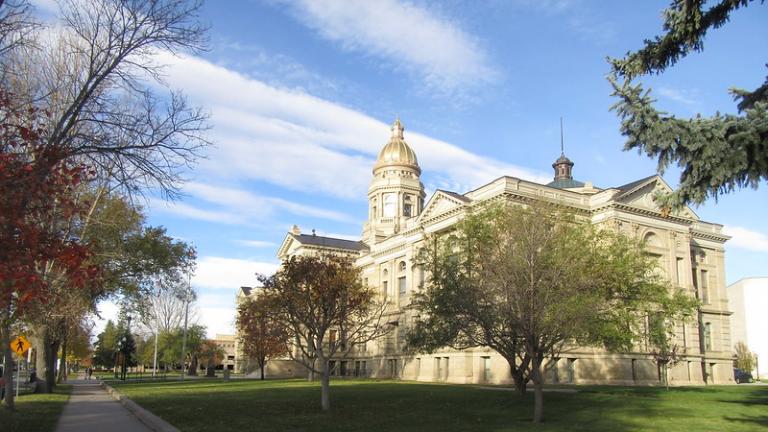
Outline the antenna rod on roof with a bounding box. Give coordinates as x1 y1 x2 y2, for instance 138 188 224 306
560 116 564 155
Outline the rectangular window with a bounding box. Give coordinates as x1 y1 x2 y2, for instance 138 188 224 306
340 361 348 376
567 358 576 383
704 322 712 351
398 276 406 295
482 356 491 383
676 257 684 286
403 203 412 217
444 357 450 380
700 270 709 304
692 268 700 299
361 361 367 376
382 281 388 297
435 357 442 379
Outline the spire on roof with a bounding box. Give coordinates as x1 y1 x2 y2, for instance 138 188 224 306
391 117 404 139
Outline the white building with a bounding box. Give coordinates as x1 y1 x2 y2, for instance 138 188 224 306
728 277 768 378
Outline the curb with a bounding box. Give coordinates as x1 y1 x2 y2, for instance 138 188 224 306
100 381 180 432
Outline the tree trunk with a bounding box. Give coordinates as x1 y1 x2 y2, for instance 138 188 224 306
259 357 265 380
1 303 15 410
308 358 315 382
41 331 60 393
188 356 198 376
320 358 331 411
505 357 528 396
57 331 68 384
532 359 544 423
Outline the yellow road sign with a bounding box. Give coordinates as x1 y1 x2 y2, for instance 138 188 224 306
11 335 30 356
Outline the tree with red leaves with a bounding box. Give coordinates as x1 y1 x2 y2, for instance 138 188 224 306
236 294 288 380
0 89 98 410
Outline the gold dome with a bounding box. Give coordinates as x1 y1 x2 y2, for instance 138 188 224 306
373 119 420 174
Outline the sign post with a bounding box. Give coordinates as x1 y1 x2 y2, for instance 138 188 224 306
10 335 31 398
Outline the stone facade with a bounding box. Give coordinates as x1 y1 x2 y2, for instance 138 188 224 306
240 119 734 385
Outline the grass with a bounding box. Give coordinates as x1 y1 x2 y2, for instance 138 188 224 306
0 385 71 432
112 379 768 432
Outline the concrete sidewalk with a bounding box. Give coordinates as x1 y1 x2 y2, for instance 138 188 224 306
55 380 153 432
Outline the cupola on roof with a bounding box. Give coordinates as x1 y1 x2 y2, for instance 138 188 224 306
374 118 420 174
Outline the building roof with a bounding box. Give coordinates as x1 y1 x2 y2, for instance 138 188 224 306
240 286 252 296
291 233 367 251
373 119 420 174
546 178 585 189
614 175 657 194
436 189 471 203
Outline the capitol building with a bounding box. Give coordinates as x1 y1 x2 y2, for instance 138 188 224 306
237 119 735 385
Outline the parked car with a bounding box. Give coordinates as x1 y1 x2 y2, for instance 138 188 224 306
734 368 754 384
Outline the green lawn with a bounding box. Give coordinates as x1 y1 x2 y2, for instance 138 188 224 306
112 379 768 432
0 385 71 432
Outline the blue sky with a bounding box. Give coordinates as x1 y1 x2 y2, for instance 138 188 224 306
33 1 768 336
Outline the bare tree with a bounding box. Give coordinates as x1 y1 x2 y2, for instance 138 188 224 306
0 0 37 59
260 254 391 411
3 0 211 199
138 284 199 335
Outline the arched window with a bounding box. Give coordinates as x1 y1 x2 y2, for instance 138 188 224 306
398 261 406 273
383 193 396 217
643 232 663 248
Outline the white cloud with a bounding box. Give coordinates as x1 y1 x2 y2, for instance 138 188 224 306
150 182 357 226
281 0 499 96
157 52 547 201
657 87 699 107
193 256 279 290
724 226 768 252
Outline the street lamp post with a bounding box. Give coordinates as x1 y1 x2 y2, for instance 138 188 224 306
179 275 191 382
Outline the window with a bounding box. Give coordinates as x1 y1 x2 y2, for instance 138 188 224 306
398 261 406 273
388 359 398 377
700 270 709 304
443 357 450 380
676 257 684 286
704 322 712 351
482 356 491 383
416 358 421 377
383 193 396 217
567 358 576 383
398 276 406 295
692 268 700 298
403 204 412 217
382 269 389 296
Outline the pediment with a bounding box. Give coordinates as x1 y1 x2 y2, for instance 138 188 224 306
276 233 298 259
617 177 698 220
418 191 469 221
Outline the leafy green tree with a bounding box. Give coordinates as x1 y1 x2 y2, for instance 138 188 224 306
408 203 696 423
158 324 206 374
608 0 767 210
734 341 756 372
93 320 118 368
